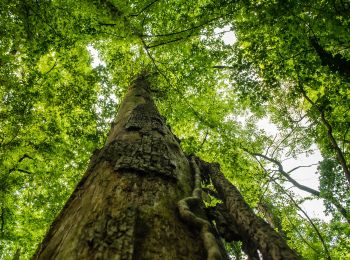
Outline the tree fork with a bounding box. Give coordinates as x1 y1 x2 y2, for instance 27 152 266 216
32 73 214 259
197 159 301 260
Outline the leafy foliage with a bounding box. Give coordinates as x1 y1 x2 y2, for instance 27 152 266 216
0 0 349 258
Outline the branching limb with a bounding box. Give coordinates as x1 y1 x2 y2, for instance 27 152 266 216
246 150 321 196
249 150 350 223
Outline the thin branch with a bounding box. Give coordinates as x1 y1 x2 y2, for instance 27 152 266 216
130 0 160 17
196 130 209 153
284 211 320 255
42 61 57 75
1 207 4 233
247 150 321 196
16 169 33 174
274 181 331 260
247 149 350 223
266 134 278 156
342 125 350 153
146 37 185 49
1 127 21 148
9 168 32 175
98 22 117 26
212 65 235 69
286 163 319 174
271 127 297 157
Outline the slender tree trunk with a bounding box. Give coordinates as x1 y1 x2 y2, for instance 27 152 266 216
32 73 213 259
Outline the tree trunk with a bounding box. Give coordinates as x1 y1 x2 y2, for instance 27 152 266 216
32 73 213 259
199 160 301 260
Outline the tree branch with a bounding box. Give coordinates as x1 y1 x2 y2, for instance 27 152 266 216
300 87 350 185
274 181 331 260
130 0 160 17
248 151 320 196
286 164 319 174
212 65 235 69
146 37 186 49
248 150 350 223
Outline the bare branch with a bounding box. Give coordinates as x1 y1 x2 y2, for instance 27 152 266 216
246 150 321 196
249 150 350 223
286 163 319 174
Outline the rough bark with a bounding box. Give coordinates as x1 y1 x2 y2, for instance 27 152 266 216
32 73 216 259
207 203 260 260
199 160 301 260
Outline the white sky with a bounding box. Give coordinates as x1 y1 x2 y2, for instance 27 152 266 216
87 45 106 68
214 26 237 45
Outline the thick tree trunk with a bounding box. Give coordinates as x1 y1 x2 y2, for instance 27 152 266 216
199 160 301 260
32 74 213 259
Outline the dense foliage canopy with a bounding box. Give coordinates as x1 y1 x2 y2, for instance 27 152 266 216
1 0 349 258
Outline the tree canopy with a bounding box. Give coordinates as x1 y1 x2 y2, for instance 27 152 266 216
0 0 349 258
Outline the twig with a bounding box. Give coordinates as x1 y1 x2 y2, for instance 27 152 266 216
130 0 160 17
